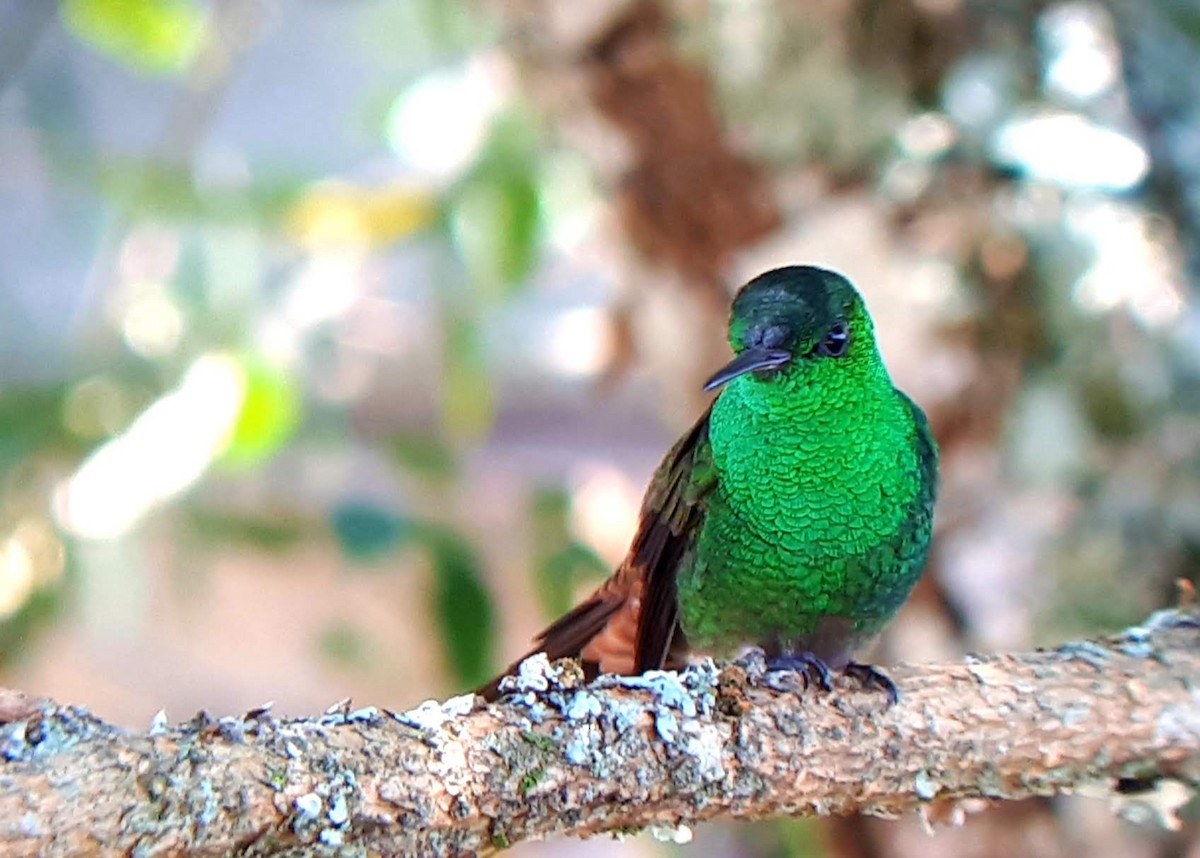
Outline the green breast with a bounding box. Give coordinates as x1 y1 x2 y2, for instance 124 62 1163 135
677 384 936 659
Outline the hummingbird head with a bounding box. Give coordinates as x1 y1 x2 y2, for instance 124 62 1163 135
704 265 873 392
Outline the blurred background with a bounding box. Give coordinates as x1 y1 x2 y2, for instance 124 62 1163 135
1 0 1198 855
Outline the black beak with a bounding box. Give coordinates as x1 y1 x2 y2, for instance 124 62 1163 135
703 347 792 391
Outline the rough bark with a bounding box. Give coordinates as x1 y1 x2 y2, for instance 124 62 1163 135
1 610 1198 856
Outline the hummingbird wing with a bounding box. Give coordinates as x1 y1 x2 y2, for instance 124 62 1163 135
477 408 717 700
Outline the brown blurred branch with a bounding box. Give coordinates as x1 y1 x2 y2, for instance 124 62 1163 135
1 610 1199 856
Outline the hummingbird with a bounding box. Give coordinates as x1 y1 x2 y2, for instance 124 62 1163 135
479 265 937 702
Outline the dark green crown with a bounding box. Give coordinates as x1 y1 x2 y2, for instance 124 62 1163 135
729 266 861 353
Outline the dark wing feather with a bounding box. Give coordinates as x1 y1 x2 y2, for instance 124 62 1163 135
630 410 714 671
477 407 717 700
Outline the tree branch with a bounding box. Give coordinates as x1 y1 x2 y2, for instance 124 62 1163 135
2 610 1198 856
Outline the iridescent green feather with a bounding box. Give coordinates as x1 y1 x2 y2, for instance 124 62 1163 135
676 268 938 662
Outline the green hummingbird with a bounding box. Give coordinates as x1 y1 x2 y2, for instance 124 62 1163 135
480 265 937 702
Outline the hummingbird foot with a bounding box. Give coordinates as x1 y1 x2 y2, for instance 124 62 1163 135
765 651 834 694
843 661 900 705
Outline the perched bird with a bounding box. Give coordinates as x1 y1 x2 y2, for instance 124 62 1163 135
479 265 937 702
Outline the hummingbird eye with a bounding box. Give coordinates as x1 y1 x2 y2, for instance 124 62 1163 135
817 321 850 357
760 325 788 348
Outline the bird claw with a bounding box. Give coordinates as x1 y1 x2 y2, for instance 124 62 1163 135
843 661 900 705
765 655 900 705
765 652 834 693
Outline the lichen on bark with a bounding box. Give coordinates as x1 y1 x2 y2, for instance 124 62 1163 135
0 609 1198 856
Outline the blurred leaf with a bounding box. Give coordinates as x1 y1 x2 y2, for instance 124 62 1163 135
760 818 828 858
417 0 491 52
358 0 489 69
449 113 543 299
61 0 206 75
0 387 76 472
536 542 609 620
389 431 460 483
285 181 437 250
221 356 302 467
530 486 608 618
416 524 494 688
331 501 407 563
531 483 572 528
449 177 539 296
187 509 309 553
0 585 65 666
90 157 305 222
317 622 373 668
440 307 494 441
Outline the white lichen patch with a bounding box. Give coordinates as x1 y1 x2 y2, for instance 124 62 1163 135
1142 608 1195 632
18 811 40 837
598 669 697 717
343 706 381 724
324 698 353 716
913 769 938 800
395 694 476 733
563 723 601 767
498 653 559 695
328 793 349 826
649 822 694 844
440 740 470 796
148 709 169 736
655 710 680 743
443 694 475 717
1054 640 1111 669
609 698 648 733
1156 689 1200 745
295 792 322 817
681 722 725 783
196 779 218 825
564 690 602 722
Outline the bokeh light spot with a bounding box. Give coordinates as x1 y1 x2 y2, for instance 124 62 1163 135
121 291 184 358
55 353 247 540
385 55 511 182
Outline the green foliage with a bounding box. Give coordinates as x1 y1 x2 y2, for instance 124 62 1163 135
0 585 65 666
186 509 309 553
0 387 77 473
90 158 303 223
764 818 828 858
518 767 545 795
415 0 492 55
448 112 544 300
221 356 302 467
520 730 557 752
531 486 608 618
359 0 491 68
328 504 495 687
330 502 408 563
389 431 460 484
439 304 494 441
61 0 206 74
317 622 373 668
536 541 609 620
414 523 495 688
